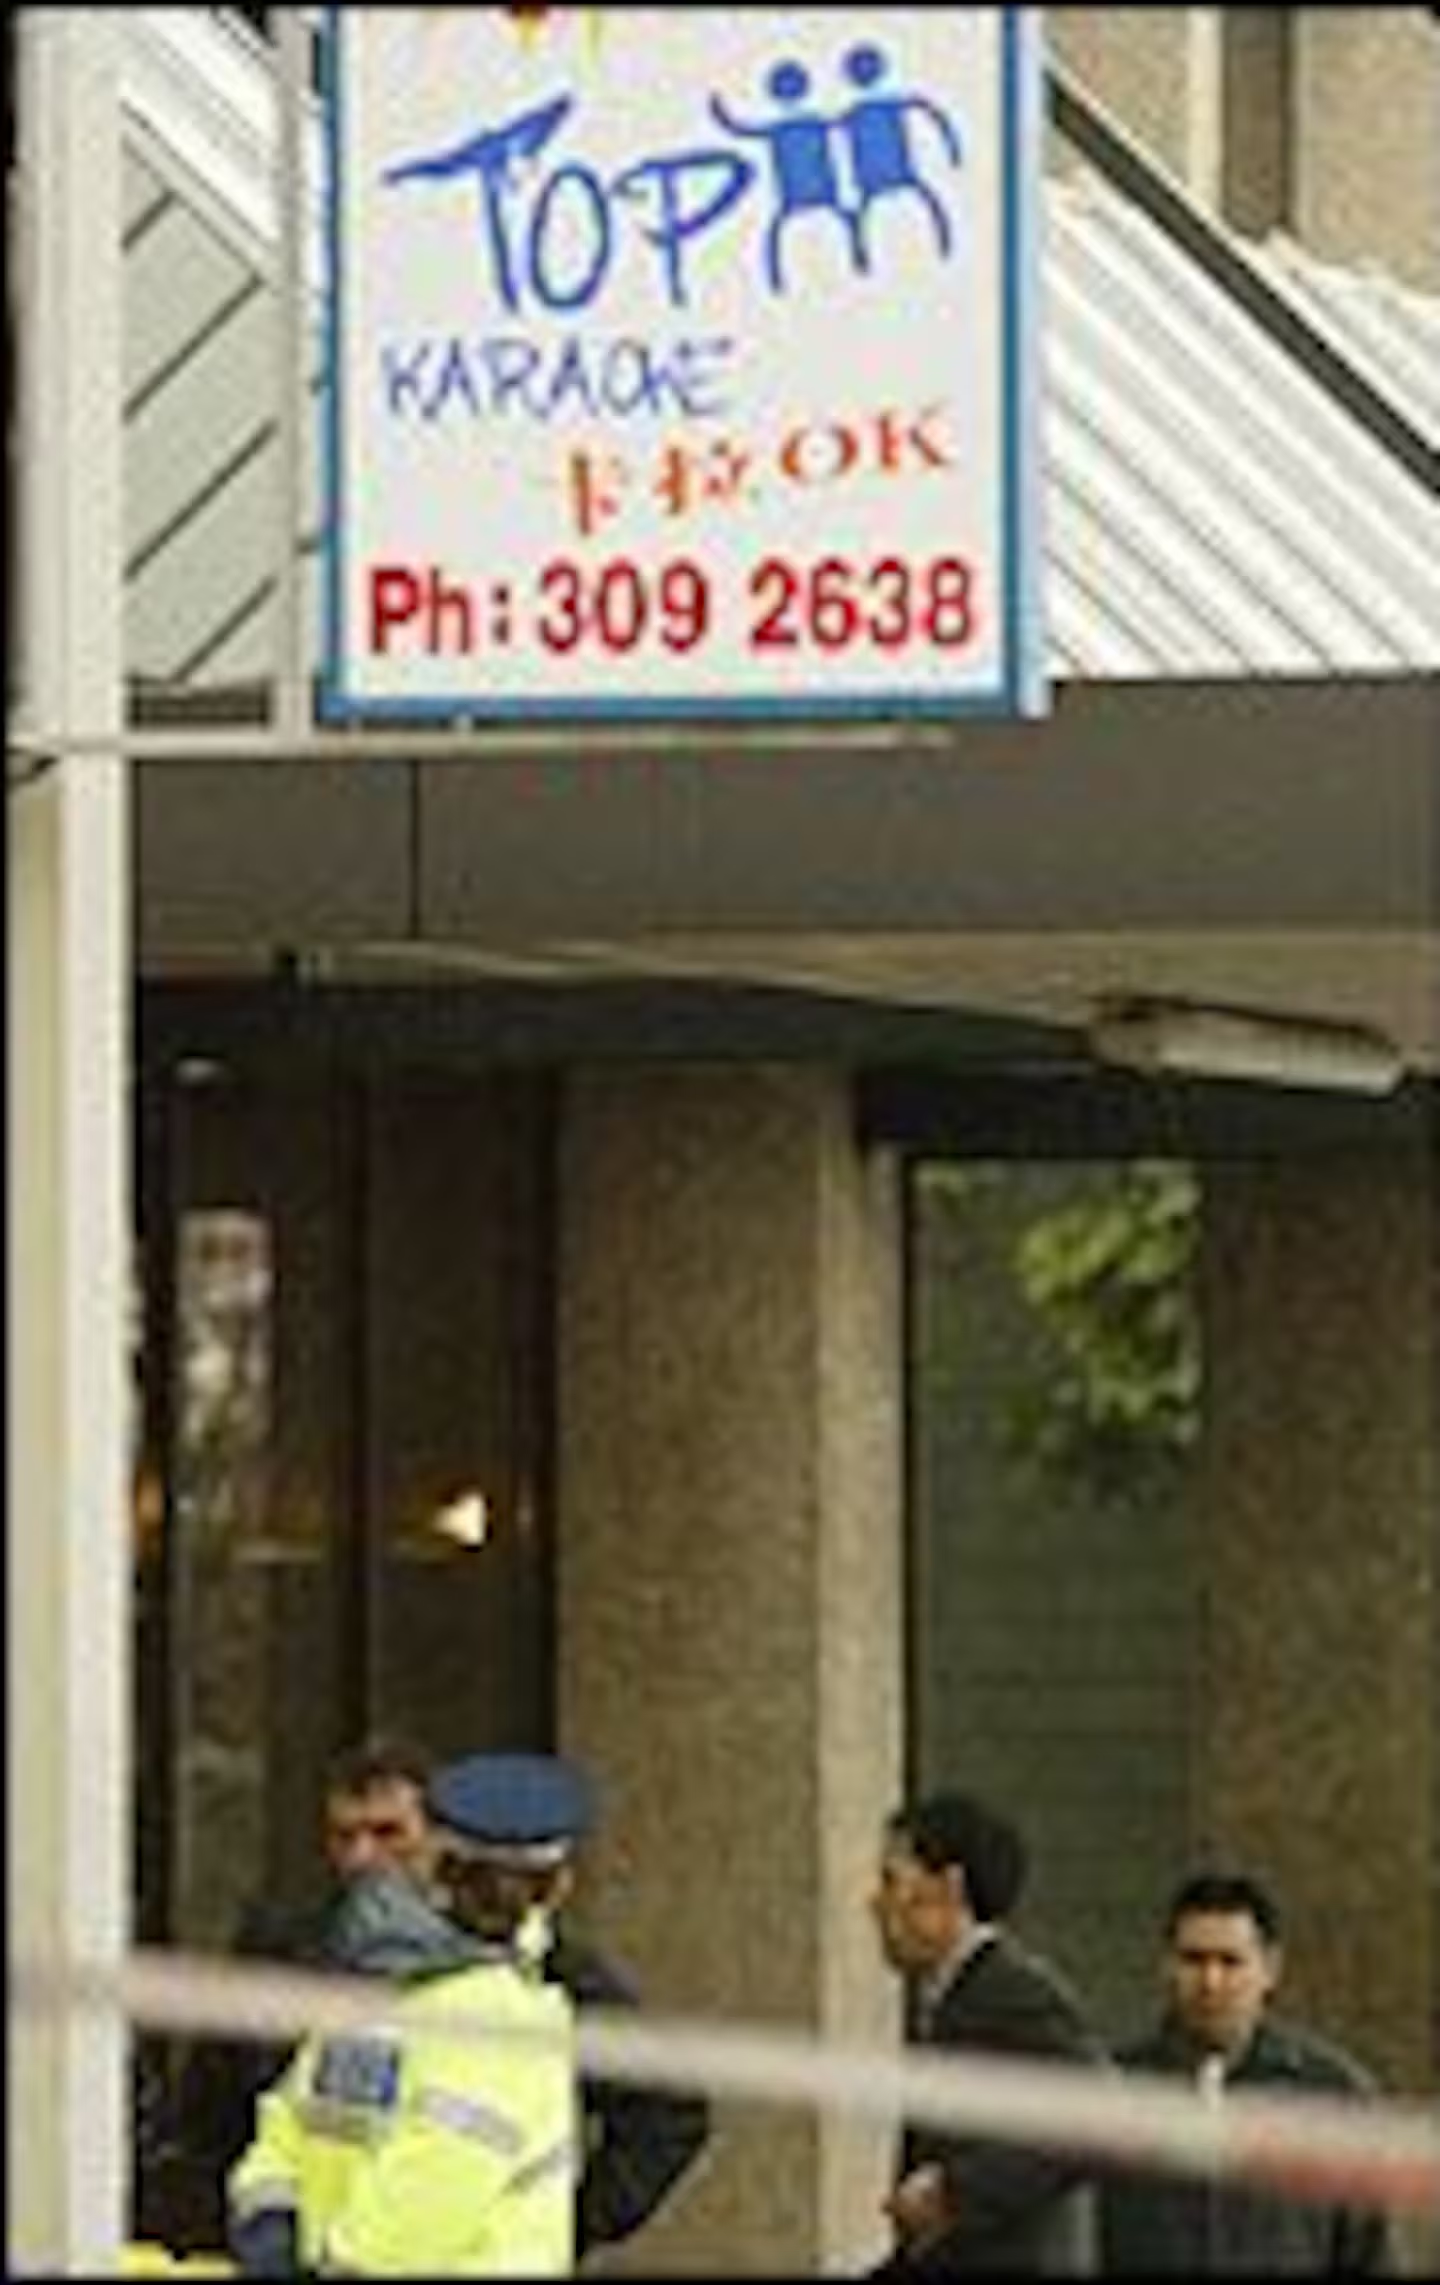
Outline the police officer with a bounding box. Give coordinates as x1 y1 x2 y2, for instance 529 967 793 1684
424 1752 711 2261
227 1754 582 2277
168 1736 441 2251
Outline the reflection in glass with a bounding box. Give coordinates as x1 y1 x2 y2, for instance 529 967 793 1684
176 1211 273 1553
909 1159 1204 2046
172 1210 275 1953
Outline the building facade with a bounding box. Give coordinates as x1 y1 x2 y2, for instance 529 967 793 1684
9 9 1440 2272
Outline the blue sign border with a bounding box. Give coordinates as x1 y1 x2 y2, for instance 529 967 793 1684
318 7 1045 725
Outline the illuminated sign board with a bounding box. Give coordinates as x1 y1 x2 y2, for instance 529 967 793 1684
322 6 1044 720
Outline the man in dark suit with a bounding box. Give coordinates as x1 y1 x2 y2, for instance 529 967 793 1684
868 1789 1107 2274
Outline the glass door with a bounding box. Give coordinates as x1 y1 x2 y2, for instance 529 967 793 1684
133 1053 557 1958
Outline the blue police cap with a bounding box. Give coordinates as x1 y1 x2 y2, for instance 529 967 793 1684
427 1751 596 1865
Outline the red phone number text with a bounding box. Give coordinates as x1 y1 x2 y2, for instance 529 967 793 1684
367 555 979 659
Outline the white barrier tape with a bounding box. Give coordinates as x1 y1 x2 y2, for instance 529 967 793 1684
12 1946 1440 2218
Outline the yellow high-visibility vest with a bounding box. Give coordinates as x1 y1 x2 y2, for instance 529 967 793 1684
121 2250 235 2276
229 1958 576 2277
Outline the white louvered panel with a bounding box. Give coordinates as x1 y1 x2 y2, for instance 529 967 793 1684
1090 191 1440 551
124 185 256 408
127 288 278 572
1258 238 1440 448
1048 357 1332 672
1049 191 1440 659
126 434 279 681
1044 559 1163 682
1048 276 1436 669
1045 476 1244 676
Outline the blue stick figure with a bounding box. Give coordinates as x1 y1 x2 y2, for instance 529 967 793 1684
710 59 865 293
839 43 963 263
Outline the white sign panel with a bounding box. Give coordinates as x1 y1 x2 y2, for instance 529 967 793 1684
322 6 1044 721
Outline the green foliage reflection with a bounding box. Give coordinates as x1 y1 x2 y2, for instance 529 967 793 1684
1005 1162 1200 1495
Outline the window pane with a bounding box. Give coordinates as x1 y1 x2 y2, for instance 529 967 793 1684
171 1207 277 1948
165 1082 349 1951
365 1078 552 1758
908 1158 1203 2042
145 1061 555 1968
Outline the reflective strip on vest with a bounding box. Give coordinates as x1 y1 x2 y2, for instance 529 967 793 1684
509 2135 576 2195
413 2082 526 2154
296 2095 388 2147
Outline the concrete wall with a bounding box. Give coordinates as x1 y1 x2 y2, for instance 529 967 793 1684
1219 9 1291 239
555 1066 904 2274
1291 10 1440 290
1051 6 1440 286
1048 9 1215 192
1197 1149 1439 2100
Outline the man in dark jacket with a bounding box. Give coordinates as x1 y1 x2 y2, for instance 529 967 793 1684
157 1736 439 2248
868 1788 1108 2274
1098 1869 1394 2275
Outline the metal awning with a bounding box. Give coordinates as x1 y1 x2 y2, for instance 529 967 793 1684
116 10 1440 695
1044 184 1440 677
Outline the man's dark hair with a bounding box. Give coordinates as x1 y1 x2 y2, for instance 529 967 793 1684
1165 1869 1283 1946
324 1735 433 1800
889 1791 1028 1921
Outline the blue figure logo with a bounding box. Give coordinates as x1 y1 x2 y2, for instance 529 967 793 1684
376 36 965 315
710 41 963 290
709 58 863 291
840 42 964 263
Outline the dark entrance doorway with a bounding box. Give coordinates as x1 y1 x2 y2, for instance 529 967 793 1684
133 1029 557 1956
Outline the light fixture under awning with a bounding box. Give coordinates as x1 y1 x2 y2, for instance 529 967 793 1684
1089 999 1405 1096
